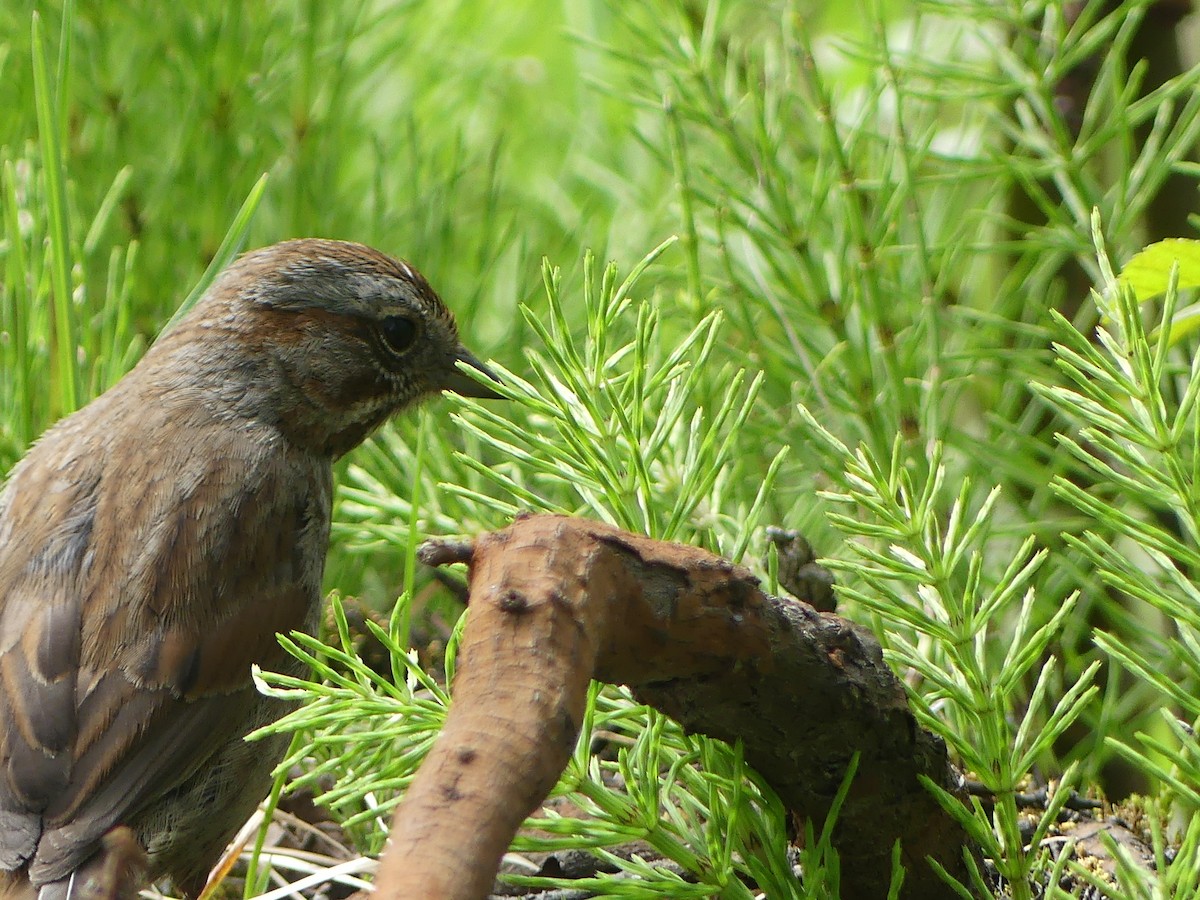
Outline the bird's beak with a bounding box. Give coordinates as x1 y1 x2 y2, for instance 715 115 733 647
443 346 504 399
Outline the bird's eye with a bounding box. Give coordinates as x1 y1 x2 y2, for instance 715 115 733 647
379 315 418 354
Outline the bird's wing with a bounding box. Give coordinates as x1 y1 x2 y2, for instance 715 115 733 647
0 405 327 883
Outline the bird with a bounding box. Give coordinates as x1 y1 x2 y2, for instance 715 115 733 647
0 238 501 900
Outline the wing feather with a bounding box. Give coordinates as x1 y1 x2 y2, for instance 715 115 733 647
0 389 328 884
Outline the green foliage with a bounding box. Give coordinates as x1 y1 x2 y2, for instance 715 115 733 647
342 239 784 554
5 0 1200 897
803 419 1100 894
1039 221 1200 842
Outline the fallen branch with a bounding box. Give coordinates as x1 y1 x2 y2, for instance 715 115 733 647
373 514 975 900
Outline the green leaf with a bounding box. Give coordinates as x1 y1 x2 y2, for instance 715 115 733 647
1119 238 1200 302
31 10 78 414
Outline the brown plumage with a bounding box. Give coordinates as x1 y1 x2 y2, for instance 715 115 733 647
0 239 500 900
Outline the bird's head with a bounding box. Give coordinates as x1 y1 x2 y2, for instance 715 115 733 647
161 238 501 456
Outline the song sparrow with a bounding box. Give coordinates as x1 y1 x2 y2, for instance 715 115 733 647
0 239 500 900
